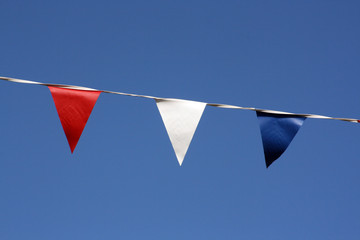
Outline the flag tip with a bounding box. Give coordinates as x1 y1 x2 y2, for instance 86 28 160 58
265 160 273 168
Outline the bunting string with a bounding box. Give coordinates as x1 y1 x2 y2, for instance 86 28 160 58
1 76 358 123
1 75 359 167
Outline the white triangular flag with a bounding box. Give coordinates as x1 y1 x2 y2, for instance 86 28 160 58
156 99 206 166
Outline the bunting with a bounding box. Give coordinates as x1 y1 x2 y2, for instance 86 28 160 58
256 112 306 167
49 86 101 153
1 76 358 168
156 99 206 165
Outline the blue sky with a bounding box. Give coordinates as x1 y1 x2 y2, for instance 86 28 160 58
1 0 360 239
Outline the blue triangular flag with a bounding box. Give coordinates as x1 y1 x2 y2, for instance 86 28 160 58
256 112 306 168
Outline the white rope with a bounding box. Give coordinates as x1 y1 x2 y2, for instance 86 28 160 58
1 76 358 123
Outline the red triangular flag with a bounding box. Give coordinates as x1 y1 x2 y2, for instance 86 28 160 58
48 86 101 153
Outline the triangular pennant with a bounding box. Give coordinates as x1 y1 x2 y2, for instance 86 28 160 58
156 99 206 165
48 86 101 153
256 112 306 168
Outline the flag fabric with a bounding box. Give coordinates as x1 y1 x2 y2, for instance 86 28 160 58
156 99 206 165
48 86 101 153
256 111 306 167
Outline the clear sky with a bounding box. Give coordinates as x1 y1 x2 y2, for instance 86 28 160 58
1 0 360 239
